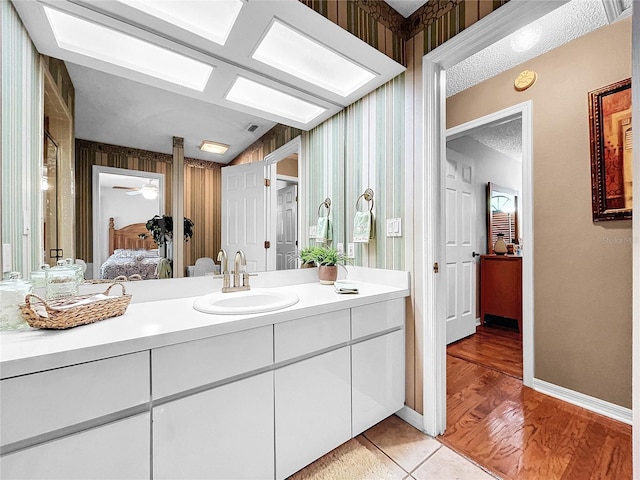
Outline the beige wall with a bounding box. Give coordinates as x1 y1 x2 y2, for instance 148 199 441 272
447 18 632 408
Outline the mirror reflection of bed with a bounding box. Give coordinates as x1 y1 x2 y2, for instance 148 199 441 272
99 218 163 281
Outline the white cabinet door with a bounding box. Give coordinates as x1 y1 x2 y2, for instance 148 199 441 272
352 330 405 436
275 347 351 480
0 414 150 480
153 371 274 480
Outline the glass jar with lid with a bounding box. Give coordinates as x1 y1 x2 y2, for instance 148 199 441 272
46 261 78 300
0 272 32 330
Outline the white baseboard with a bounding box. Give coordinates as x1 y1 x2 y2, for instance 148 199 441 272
533 378 632 425
395 405 425 432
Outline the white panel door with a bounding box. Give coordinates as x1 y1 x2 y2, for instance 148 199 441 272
276 184 298 270
221 162 267 272
445 156 476 344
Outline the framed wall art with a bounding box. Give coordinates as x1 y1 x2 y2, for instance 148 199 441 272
589 78 632 221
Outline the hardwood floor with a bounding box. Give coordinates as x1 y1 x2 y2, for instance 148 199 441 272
441 333 632 479
447 324 522 378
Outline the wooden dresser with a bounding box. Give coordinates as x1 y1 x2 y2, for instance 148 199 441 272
480 255 522 333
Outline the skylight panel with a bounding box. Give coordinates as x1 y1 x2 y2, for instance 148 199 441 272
117 0 243 46
44 6 213 91
225 77 326 125
252 20 376 97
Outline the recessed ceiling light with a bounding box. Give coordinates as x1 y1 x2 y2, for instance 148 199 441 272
225 77 326 124
510 25 542 52
43 6 213 91
200 141 230 155
117 0 243 46
252 20 376 97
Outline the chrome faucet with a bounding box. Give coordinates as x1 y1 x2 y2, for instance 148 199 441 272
217 248 230 290
220 249 251 293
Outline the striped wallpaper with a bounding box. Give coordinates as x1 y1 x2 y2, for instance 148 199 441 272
261 75 405 270
304 110 346 251
75 139 223 271
1 0 43 277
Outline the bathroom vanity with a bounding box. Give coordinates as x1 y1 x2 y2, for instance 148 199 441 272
0 268 409 480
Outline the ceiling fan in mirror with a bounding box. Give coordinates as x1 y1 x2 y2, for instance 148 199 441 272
112 182 158 199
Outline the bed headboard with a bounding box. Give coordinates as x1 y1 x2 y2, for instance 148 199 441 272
108 217 157 255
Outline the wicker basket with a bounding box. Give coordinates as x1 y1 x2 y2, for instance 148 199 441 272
20 283 131 329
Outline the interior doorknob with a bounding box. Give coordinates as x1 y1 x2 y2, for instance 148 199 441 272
472 251 480 257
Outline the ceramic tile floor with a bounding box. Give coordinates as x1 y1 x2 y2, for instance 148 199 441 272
296 414 498 479
362 415 497 479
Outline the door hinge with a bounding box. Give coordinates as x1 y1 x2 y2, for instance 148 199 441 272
433 262 439 273
264 240 271 249
264 178 271 187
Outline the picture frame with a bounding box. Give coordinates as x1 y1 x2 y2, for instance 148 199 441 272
589 78 632 221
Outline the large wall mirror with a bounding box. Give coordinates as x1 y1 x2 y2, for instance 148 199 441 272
487 182 519 253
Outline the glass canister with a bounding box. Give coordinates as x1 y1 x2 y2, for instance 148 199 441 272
64 258 84 289
0 272 33 330
30 264 50 289
46 261 79 300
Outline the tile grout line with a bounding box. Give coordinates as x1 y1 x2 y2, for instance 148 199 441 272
361 432 412 476
406 444 443 476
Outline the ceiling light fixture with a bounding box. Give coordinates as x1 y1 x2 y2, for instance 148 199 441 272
200 141 230 155
510 24 542 52
252 20 376 97
43 6 213 91
140 184 159 200
225 77 326 124
117 0 243 46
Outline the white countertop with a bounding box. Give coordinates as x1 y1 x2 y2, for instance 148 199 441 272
1 268 410 379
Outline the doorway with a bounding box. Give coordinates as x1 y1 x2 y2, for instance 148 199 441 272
220 136 303 272
91 166 165 279
419 2 548 435
444 109 525 379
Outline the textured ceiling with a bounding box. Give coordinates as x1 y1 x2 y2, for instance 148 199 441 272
383 0 428 18
446 0 608 97
448 118 522 161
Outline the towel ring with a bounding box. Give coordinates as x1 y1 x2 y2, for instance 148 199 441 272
317 198 331 217
355 188 374 213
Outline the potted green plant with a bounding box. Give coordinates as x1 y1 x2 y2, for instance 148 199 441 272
297 246 317 268
309 246 348 285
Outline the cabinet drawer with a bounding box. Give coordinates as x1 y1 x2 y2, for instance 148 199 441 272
152 325 272 399
1 352 149 448
275 310 350 363
0 413 150 480
351 298 405 340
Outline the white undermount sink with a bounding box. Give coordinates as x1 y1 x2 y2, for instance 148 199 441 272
193 288 299 315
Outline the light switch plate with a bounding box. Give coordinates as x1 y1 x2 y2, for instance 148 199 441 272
347 243 355 258
386 218 402 237
309 225 317 238
336 243 344 255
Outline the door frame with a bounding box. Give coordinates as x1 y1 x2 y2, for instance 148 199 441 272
264 136 303 271
91 165 165 279
418 0 567 436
